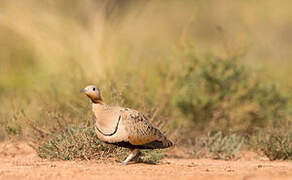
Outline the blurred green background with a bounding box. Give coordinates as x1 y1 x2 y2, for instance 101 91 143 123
1 0 292 141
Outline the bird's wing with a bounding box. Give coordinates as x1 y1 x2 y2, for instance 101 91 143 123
121 108 172 148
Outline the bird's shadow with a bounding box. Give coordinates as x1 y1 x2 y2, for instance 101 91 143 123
115 160 158 165
134 159 158 165
115 152 160 165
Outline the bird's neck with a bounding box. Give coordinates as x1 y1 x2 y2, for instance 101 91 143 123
89 96 105 105
92 99 105 105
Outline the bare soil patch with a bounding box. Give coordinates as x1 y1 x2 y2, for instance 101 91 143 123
1 142 292 180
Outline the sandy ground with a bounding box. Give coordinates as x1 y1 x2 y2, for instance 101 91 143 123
1 142 292 180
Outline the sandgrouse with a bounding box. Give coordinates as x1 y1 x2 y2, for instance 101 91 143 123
81 85 173 165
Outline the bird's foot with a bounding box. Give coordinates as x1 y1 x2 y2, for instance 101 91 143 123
119 149 140 165
119 161 128 166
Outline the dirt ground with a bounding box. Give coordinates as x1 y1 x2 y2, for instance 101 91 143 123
1 142 292 180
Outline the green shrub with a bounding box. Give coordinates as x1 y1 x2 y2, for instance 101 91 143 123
136 149 165 164
193 131 244 160
206 131 244 160
175 51 288 132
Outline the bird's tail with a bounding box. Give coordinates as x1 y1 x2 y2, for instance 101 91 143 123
161 136 173 148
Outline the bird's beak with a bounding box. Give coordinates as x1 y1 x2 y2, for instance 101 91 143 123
80 88 87 93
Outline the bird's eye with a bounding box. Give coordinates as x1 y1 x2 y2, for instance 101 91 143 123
93 88 96 91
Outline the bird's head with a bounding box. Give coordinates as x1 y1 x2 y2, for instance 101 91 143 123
81 85 104 104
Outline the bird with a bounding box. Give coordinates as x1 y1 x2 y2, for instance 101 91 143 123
81 85 173 165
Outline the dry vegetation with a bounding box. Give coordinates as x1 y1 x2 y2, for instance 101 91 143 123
1 0 292 162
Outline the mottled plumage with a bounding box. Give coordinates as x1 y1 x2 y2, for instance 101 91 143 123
81 85 173 165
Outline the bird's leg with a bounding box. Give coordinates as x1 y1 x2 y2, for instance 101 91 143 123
120 149 140 165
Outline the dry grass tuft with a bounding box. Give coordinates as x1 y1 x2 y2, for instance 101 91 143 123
31 125 127 161
31 124 165 163
256 129 292 160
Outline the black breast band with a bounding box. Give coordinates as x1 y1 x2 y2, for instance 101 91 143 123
95 115 121 136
